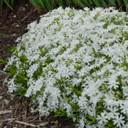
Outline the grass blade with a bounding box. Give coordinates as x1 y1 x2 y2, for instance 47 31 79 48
0 0 3 7
42 0 52 10
10 0 14 6
4 0 13 10
88 0 93 5
48 0 54 9
108 0 116 6
81 0 90 7
66 0 71 6
123 0 128 6
56 0 64 7
72 0 85 8
117 0 122 6
29 0 42 9
92 0 102 7
100 0 107 7
38 0 45 9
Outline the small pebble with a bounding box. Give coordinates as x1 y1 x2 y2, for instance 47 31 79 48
18 7 26 12
13 15 16 18
4 99 9 105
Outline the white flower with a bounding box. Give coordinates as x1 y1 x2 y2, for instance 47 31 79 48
107 106 118 118
27 63 39 77
113 114 125 127
78 118 85 128
108 75 119 89
120 102 128 115
97 112 108 125
8 75 17 93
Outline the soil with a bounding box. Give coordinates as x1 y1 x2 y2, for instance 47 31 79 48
0 1 73 128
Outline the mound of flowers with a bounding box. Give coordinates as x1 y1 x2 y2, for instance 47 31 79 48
4 7 128 128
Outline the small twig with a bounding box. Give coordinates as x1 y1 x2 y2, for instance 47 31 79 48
118 4 123 12
21 8 36 22
37 122 48 127
21 15 29 22
0 28 21 32
0 118 15 122
3 76 9 86
0 34 21 39
0 70 7 76
0 110 12 115
15 120 36 127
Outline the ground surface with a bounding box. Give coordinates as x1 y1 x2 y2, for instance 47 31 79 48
0 1 73 127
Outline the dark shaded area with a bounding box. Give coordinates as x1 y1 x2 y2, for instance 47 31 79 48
0 0 44 69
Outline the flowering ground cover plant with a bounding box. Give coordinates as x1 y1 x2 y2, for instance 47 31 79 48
4 7 128 128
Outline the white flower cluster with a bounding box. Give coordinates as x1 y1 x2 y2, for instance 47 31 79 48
5 7 128 128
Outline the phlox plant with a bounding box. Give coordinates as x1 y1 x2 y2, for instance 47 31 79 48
4 7 128 128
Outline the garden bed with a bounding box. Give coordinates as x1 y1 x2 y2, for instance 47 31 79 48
0 1 73 128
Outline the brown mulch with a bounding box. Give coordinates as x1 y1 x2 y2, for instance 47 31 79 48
0 1 73 128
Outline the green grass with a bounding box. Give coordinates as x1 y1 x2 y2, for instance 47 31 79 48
0 0 14 11
0 33 8 36
29 0 128 11
0 0 128 12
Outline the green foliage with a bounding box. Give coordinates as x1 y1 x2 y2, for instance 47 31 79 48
55 109 67 117
29 0 128 11
0 57 7 65
0 0 128 12
0 0 14 11
29 0 54 11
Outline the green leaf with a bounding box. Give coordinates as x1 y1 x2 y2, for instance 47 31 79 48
88 0 93 5
92 0 102 7
4 0 13 10
0 58 6 64
42 0 52 11
12 0 14 6
0 0 3 6
48 0 54 9
92 48 97 57
38 0 46 9
72 0 85 8
17 87 27 95
66 0 71 6
55 109 67 117
108 0 116 6
81 0 90 7
29 0 42 9
30 96 37 100
100 0 107 7
56 0 64 7
69 103 79 110
123 0 128 6
69 83 81 96
86 114 96 121
127 4 128 13
117 0 122 6
124 58 128 70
